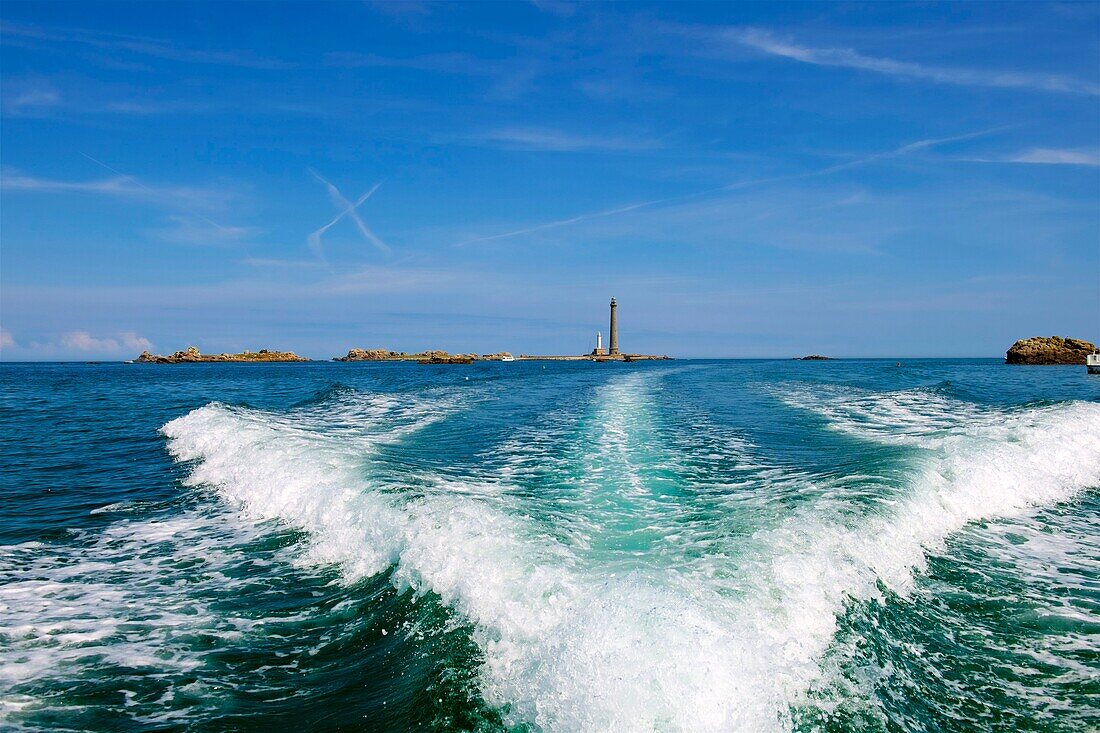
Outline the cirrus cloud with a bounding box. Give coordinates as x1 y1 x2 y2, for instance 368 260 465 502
723 27 1100 97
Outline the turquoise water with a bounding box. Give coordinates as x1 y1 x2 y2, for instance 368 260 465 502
1 359 1097 731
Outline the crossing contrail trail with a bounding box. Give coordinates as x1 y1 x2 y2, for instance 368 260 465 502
307 169 391 259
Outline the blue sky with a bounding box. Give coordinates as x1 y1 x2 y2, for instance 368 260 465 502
1 1 1097 359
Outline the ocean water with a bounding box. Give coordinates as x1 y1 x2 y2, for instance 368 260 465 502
1 359 1097 732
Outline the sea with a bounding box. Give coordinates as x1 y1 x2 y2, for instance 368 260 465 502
1 359 1097 732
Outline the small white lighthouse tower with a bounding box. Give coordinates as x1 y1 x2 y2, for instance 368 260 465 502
592 331 607 356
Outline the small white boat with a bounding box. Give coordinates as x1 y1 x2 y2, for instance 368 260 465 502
1088 351 1100 374
501 355 515 362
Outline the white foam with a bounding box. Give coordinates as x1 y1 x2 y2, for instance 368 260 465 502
775 382 995 447
157 381 1100 731
0 510 270 725
744 395 1100 704
160 385 796 730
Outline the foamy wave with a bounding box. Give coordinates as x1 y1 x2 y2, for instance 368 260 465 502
775 382 994 447
161 387 791 730
739 396 1100 708
0 511 271 723
159 383 1100 731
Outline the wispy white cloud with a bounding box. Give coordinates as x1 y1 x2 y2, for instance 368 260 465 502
474 126 660 152
1 73 218 117
152 216 256 246
0 329 15 350
2 159 243 239
79 153 238 228
1 169 135 195
61 330 152 353
307 170 390 260
3 87 61 115
725 27 1100 97
1 166 233 215
458 128 1003 246
3 262 479 307
0 21 292 69
964 148 1100 166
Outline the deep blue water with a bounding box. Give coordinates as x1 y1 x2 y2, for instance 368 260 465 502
1 359 1098 731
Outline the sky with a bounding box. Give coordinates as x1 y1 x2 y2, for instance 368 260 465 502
1 1 1097 360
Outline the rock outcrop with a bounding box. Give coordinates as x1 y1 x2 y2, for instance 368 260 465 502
418 354 476 364
621 354 673 361
334 348 410 361
335 348 484 362
797 355 833 361
1005 336 1094 365
480 352 514 360
135 346 309 363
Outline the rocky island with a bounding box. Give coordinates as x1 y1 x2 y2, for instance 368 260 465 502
334 348 510 362
135 346 309 363
1005 336 1095 365
419 354 475 365
796 355 833 361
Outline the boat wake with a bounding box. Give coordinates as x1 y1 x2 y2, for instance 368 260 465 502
153 379 1100 731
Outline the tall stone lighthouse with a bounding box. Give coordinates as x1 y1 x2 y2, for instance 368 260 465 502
608 297 620 355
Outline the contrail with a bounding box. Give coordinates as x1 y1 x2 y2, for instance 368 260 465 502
307 169 391 258
455 127 1009 247
306 185 380 261
80 152 232 232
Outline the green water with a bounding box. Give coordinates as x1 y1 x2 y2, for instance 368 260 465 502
1 359 1097 731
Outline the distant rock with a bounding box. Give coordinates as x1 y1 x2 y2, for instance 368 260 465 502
335 348 487 362
418 354 475 365
480 352 514 361
417 350 463 361
334 348 407 361
796 354 833 361
1005 336 1094 365
135 346 308 363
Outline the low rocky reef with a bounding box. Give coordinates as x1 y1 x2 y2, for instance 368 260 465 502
135 346 309 363
796 354 833 361
419 354 476 365
333 348 414 361
1005 336 1095 365
334 348 513 362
